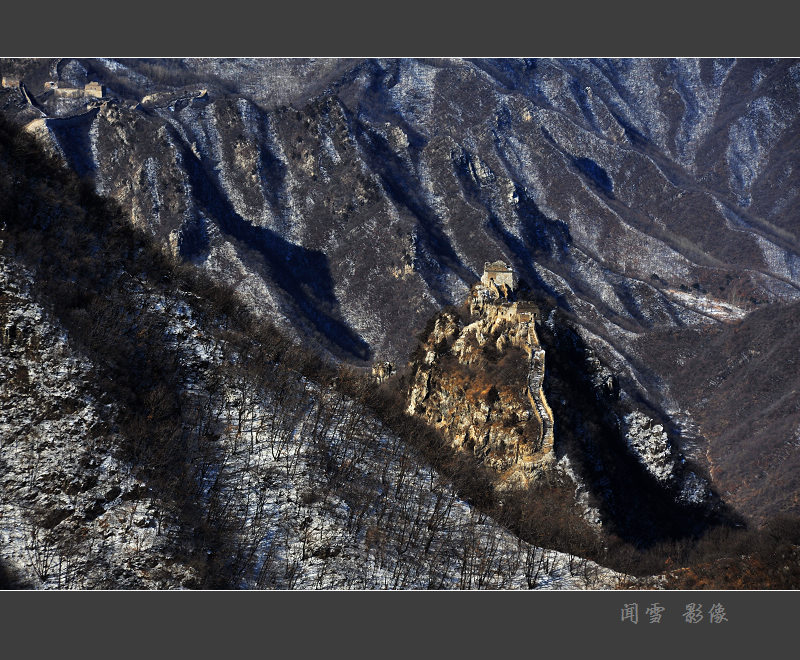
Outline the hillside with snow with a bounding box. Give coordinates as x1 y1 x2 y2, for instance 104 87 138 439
2 58 800 588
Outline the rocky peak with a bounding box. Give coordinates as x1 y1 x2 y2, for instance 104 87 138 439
406 279 554 489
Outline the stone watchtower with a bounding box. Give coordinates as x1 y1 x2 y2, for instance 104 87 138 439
481 260 517 292
84 82 104 98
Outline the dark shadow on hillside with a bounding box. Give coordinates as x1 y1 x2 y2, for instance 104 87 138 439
467 59 544 101
536 311 744 547
177 215 211 262
175 129 370 362
256 128 289 212
514 185 572 260
0 558 25 589
573 157 614 199
45 109 101 179
350 113 475 305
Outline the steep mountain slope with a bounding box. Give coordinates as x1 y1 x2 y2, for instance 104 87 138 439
636 301 800 523
0 115 625 589
3 57 800 528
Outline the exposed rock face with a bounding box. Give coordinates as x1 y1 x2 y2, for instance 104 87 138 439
371 360 393 383
407 283 554 488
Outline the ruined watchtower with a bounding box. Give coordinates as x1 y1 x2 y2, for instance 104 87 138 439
515 301 540 323
481 260 517 292
84 82 104 98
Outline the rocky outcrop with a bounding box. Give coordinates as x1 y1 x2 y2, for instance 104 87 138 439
407 284 554 488
622 411 711 506
623 411 675 484
371 360 393 383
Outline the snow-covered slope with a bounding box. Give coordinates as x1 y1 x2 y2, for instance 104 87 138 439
0 252 621 589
